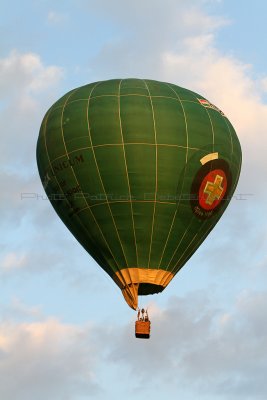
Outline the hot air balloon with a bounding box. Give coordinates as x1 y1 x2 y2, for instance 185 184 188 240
36 79 242 320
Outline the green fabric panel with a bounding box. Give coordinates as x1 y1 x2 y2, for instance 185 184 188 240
91 79 119 97
157 146 186 198
167 216 201 270
89 203 127 267
183 101 214 150
65 135 90 152
132 202 155 267
159 203 194 268
225 119 242 170
120 78 148 96
67 83 95 102
36 118 48 173
176 149 199 202
89 96 122 146
37 78 242 296
49 88 76 109
120 88 148 96
93 145 129 197
120 78 145 88
69 149 104 207
45 107 67 162
109 202 138 267
149 203 177 269
168 84 200 101
36 122 113 274
124 144 156 199
146 80 176 97
76 207 119 274
38 112 122 274
120 95 155 143
152 97 187 146
207 109 232 151
49 155 87 213
170 220 212 274
63 100 89 147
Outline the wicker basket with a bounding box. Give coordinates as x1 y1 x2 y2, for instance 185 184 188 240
135 320 151 339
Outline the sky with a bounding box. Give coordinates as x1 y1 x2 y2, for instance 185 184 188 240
1 0 267 399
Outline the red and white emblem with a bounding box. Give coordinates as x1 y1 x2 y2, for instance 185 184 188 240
190 159 232 219
198 169 227 211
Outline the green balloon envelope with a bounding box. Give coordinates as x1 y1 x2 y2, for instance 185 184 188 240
36 78 242 309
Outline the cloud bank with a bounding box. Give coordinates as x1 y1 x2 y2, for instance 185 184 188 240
1 1 267 399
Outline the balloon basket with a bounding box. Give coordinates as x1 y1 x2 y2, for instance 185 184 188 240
135 320 151 339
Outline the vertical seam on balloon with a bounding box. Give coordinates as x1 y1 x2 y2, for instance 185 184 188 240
167 113 216 271
170 118 239 273
165 84 189 162
157 83 189 269
171 116 239 273
166 216 195 269
143 79 158 269
42 93 112 269
236 154 242 185
170 219 210 273
172 203 227 274
224 119 234 161
199 105 215 154
224 118 234 176
166 97 214 270
86 81 129 269
118 80 139 267
59 89 119 266
61 87 123 270
224 119 242 207
224 118 237 174
220 116 241 205
83 82 133 290
84 83 126 272
207 110 215 153
173 233 199 268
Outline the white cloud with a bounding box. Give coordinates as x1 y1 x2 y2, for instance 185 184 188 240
1 252 28 270
161 29 267 125
180 291 267 398
77 1 266 151
1 4 266 398
106 290 267 399
0 298 43 322
261 77 267 92
0 50 63 100
0 319 99 400
47 11 68 24
86 0 267 299
86 0 267 177
1 289 266 400
0 51 64 175
89 0 227 80
0 172 41 225
88 0 267 204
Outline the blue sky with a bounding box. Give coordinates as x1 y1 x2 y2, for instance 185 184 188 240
1 1 267 399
